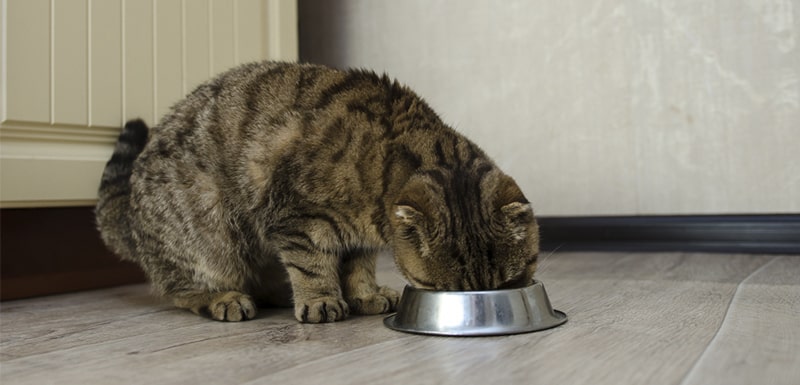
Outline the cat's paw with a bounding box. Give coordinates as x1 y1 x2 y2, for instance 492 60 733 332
347 286 400 315
295 297 349 323
208 291 257 322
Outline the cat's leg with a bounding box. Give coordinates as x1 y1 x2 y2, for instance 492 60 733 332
141 255 257 322
341 249 400 315
172 291 257 322
280 248 349 323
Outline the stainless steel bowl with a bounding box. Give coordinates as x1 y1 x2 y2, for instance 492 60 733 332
384 280 567 336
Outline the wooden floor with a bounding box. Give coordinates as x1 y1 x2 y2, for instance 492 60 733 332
1 252 798 385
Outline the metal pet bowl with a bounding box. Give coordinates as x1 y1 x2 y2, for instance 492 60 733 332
384 280 567 336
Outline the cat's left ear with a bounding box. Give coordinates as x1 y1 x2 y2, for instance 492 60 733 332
393 174 436 226
394 204 423 225
501 201 534 224
492 173 528 209
493 173 535 238
500 201 535 242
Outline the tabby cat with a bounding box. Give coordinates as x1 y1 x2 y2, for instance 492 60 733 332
96 61 540 323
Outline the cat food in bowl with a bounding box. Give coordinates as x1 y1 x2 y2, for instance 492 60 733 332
384 280 567 336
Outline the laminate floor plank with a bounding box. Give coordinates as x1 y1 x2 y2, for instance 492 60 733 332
0 285 184 359
1 257 411 384
681 256 800 385
0 252 796 385
0 254 407 363
253 278 746 384
1 311 412 384
535 252 774 283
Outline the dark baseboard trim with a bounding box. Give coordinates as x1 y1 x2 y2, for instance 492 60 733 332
538 214 800 254
1 207 146 301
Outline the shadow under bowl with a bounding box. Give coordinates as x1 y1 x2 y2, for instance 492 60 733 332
384 280 567 336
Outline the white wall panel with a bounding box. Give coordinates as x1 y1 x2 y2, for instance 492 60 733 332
266 0 298 60
1 0 299 207
155 0 183 120
4 0 50 123
90 0 123 127
183 0 211 94
211 0 236 75
238 0 265 63
53 0 88 125
123 0 155 124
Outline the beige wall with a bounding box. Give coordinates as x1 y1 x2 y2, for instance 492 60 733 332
300 0 799 216
1 0 298 207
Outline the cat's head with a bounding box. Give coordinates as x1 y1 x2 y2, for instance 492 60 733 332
390 169 539 291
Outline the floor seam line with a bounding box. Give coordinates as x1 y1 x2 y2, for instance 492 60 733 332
676 256 777 385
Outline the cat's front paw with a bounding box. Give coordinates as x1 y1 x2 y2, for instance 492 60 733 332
208 291 257 322
347 286 400 315
295 297 349 323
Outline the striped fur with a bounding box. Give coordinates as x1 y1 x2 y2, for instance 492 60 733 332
96 61 539 323
96 119 148 261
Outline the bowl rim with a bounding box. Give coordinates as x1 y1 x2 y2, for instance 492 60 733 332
383 310 567 337
398 279 544 296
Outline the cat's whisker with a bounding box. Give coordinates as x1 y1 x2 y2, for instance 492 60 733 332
535 242 565 274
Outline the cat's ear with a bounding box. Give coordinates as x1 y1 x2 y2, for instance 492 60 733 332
500 201 535 242
493 173 528 210
393 175 436 225
394 204 423 225
501 201 534 223
493 174 535 240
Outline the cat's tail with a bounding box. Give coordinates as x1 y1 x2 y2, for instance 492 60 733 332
95 119 149 261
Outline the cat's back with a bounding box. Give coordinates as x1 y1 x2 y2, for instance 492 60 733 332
144 61 402 156
172 61 392 121
131 62 408 212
